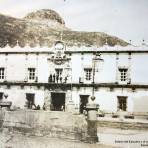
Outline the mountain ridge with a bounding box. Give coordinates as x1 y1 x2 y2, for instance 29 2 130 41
0 9 129 48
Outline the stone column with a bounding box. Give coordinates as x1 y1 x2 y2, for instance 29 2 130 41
44 89 51 110
66 90 75 112
86 103 98 143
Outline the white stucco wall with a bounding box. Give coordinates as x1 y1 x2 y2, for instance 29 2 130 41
0 45 148 113
0 86 44 109
71 87 148 113
0 50 148 84
131 54 148 84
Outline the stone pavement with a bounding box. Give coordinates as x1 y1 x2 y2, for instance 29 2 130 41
0 132 116 148
98 128 148 148
97 117 148 148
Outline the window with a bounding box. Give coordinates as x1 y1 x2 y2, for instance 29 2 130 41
0 68 5 80
55 41 64 50
28 68 36 80
117 96 127 111
55 68 63 77
119 68 128 82
56 51 62 58
84 68 92 81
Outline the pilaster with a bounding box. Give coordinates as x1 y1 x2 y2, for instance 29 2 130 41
66 90 75 113
44 89 51 110
116 53 119 82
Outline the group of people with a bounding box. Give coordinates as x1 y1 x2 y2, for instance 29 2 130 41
50 104 65 111
48 74 68 83
32 103 46 110
32 104 41 110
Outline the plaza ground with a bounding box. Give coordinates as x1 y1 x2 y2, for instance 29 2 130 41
1 110 148 148
97 116 148 148
0 132 115 148
98 128 148 148
1 128 148 148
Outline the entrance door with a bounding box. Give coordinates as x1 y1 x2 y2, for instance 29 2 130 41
79 95 89 114
51 92 65 111
0 92 3 102
117 96 127 111
26 93 35 109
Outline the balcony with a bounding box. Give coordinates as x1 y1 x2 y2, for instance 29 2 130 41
48 74 71 84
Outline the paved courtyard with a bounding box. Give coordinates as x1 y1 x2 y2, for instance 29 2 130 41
97 117 148 148
0 132 115 148
98 128 148 148
1 110 148 148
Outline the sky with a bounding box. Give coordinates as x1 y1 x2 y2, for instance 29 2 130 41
0 0 148 45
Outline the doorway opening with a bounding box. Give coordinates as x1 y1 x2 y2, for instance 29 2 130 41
117 96 127 111
79 95 89 114
51 92 65 111
0 92 3 102
26 93 35 109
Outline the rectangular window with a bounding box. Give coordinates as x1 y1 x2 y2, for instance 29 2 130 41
0 68 5 80
117 96 127 111
119 68 128 82
55 68 63 77
84 68 92 81
28 68 36 80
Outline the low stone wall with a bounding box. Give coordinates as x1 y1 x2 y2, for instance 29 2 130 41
0 110 88 141
97 120 148 130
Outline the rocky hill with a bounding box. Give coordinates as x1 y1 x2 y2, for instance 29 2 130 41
24 9 65 25
0 9 129 48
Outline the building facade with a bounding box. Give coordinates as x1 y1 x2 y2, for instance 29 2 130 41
0 41 148 114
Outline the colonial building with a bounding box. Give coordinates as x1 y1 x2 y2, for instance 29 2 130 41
0 40 148 114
